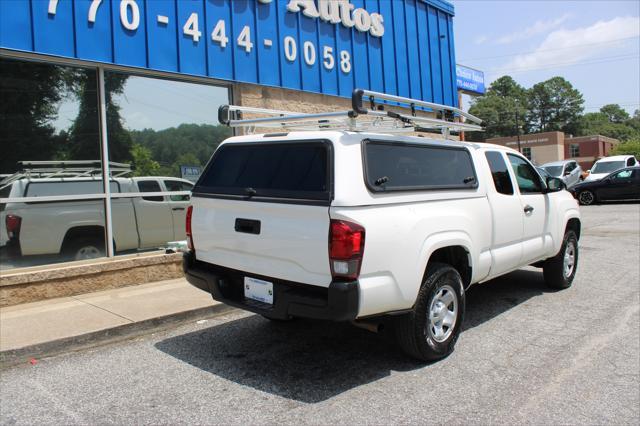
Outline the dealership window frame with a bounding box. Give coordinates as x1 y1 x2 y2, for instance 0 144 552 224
0 50 233 264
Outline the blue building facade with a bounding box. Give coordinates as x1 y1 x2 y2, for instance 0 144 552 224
0 0 458 106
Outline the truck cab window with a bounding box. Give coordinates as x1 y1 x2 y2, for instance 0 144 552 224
137 180 163 202
164 180 193 202
485 151 514 195
507 154 543 194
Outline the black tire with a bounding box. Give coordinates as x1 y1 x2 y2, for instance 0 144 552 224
543 230 578 290
578 190 596 206
395 262 465 362
63 237 105 261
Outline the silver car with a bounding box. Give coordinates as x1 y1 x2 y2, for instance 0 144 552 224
541 160 583 188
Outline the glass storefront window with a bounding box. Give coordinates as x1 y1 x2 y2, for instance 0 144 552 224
1 58 106 271
104 73 230 255
1 58 231 271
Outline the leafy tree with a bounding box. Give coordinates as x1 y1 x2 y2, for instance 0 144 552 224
610 138 640 158
66 72 132 163
600 104 630 123
130 143 160 176
527 77 584 134
0 59 67 173
575 105 639 141
626 109 640 133
467 76 528 141
129 123 230 176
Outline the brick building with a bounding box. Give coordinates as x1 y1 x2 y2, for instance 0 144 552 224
563 135 619 170
485 132 619 169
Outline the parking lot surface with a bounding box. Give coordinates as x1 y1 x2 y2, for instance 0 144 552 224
1 204 638 425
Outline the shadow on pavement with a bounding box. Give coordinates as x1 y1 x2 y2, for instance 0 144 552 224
463 268 552 331
156 268 552 403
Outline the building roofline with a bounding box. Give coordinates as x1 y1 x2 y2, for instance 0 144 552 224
565 134 621 144
420 0 455 15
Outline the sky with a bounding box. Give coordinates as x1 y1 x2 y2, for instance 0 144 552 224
452 0 640 114
55 0 640 132
55 76 230 132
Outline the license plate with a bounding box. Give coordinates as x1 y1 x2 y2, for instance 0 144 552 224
244 277 274 304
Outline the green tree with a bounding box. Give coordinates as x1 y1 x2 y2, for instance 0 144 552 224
600 104 630 123
575 105 638 141
610 138 640 158
527 77 584 134
626 109 640 133
467 76 528 141
0 59 67 173
66 72 132 164
130 143 160 176
129 123 231 176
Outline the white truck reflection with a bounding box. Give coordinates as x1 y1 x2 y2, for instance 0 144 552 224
0 161 193 262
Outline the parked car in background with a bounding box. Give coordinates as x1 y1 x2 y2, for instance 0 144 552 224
583 155 638 182
1 162 193 261
571 166 640 205
540 160 582 188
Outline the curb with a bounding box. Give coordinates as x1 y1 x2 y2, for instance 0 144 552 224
0 303 235 369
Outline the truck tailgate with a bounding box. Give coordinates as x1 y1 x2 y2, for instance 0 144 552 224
191 197 332 287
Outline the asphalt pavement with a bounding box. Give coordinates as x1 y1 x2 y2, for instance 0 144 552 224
1 203 638 425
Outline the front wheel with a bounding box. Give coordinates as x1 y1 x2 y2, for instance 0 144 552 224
578 190 596 205
543 230 578 289
395 262 465 362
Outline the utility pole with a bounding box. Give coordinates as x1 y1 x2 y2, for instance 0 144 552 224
514 109 521 153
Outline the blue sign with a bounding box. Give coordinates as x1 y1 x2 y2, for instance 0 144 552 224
456 64 485 95
180 165 202 183
1 0 458 106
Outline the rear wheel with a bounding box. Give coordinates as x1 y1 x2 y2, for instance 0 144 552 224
578 190 596 205
543 230 578 290
63 237 105 261
395 262 465 361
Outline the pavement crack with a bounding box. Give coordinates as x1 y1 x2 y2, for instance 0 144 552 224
70 296 134 323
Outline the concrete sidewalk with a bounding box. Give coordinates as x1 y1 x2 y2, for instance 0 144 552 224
0 278 229 365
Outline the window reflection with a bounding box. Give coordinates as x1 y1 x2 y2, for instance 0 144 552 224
0 58 105 271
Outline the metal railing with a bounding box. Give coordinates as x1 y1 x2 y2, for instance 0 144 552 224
0 160 133 186
218 89 483 139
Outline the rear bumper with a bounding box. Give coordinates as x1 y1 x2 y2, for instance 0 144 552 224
183 251 359 321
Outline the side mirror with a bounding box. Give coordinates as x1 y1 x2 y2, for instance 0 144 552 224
546 177 566 193
586 169 591 174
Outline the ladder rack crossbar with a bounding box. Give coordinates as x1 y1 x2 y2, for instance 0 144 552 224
0 161 133 186
218 89 483 137
354 89 482 124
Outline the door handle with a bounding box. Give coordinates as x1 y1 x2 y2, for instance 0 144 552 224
524 205 534 214
172 207 185 211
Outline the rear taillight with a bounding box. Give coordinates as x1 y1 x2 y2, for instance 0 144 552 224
329 219 365 280
6 214 22 239
186 206 194 251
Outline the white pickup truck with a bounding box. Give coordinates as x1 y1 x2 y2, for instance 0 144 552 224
183 94 581 361
1 175 193 261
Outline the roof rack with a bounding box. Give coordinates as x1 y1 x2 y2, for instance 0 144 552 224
0 160 132 186
218 89 483 139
